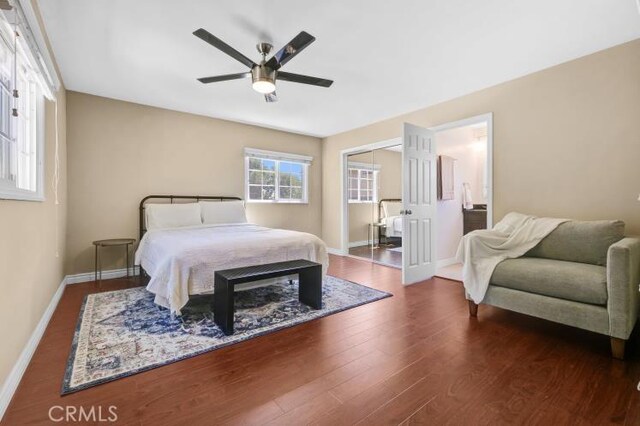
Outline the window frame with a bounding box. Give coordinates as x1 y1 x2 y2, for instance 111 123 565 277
0 79 44 202
347 162 380 204
0 26 45 202
244 149 311 204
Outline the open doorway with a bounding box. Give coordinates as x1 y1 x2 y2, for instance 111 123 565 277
339 114 493 284
432 114 492 281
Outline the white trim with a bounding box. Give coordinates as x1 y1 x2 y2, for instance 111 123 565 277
340 137 403 155
0 85 45 202
0 276 66 421
347 161 381 171
348 240 369 248
436 257 459 269
14 0 61 95
244 147 313 164
340 137 402 255
326 247 344 256
244 155 309 204
65 266 140 285
0 184 43 201
429 112 494 229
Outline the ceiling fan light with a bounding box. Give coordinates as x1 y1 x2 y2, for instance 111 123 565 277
252 80 276 94
251 65 276 94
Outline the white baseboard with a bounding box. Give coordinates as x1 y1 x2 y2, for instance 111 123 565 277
437 257 459 269
1 264 141 420
0 277 66 421
348 240 368 248
326 247 345 256
65 266 140 285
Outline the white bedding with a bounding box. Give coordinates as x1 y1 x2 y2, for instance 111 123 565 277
135 223 329 315
383 215 403 237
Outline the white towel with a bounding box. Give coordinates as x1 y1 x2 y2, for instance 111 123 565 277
456 212 568 303
462 182 473 210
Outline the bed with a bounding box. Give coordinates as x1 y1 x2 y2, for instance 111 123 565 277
135 195 329 315
379 199 403 238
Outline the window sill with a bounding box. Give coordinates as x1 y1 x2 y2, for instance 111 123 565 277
0 187 44 202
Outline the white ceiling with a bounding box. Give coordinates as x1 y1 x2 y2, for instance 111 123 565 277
38 0 640 137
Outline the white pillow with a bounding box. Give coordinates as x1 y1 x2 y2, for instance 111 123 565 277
200 200 248 225
383 201 402 218
146 203 202 230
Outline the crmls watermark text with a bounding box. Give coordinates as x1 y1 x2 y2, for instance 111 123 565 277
48 405 118 422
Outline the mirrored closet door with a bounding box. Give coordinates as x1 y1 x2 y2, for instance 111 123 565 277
346 145 402 268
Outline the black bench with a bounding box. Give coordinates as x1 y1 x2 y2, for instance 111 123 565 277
214 259 323 335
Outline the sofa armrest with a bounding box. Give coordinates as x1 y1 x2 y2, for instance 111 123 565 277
607 237 640 339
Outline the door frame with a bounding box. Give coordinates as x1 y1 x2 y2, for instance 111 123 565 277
429 112 494 229
338 112 494 260
339 137 402 257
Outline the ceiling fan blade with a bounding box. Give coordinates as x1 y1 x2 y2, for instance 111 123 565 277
265 31 315 70
193 28 256 69
277 71 333 88
265 92 278 103
197 72 251 84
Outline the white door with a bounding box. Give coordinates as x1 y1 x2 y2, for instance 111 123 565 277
402 123 437 284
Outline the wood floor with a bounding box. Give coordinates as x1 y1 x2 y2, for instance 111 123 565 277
3 254 640 425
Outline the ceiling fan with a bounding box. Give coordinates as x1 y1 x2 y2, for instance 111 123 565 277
194 28 333 102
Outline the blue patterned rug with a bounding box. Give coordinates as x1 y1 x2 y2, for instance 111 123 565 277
62 275 391 394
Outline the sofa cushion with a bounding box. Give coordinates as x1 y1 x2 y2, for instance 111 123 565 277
525 220 624 266
490 258 608 306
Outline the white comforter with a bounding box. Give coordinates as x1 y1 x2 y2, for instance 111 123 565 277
383 216 403 237
456 212 568 303
135 224 329 315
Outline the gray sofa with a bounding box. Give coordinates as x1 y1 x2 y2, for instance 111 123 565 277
467 220 640 359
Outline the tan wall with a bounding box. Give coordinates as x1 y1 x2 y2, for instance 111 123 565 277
0 88 67 386
65 92 323 274
348 149 402 244
0 0 68 394
323 39 640 250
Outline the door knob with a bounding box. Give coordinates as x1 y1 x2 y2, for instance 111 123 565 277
406 210 412 215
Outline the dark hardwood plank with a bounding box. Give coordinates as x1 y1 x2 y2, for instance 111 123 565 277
2 254 639 425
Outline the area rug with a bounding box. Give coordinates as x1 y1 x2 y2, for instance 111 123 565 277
62 276 391 394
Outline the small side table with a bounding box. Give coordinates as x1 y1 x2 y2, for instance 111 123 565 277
368 223 387 248
92 238 136 281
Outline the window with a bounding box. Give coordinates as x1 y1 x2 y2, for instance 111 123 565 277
245 148 311 203
0 25 43 201
348 163 379 203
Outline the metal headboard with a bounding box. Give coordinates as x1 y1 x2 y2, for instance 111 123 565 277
378 198 402 222
139 195 242 240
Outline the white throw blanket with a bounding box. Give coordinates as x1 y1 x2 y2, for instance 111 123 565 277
455 212 568 303
135 223 329 315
